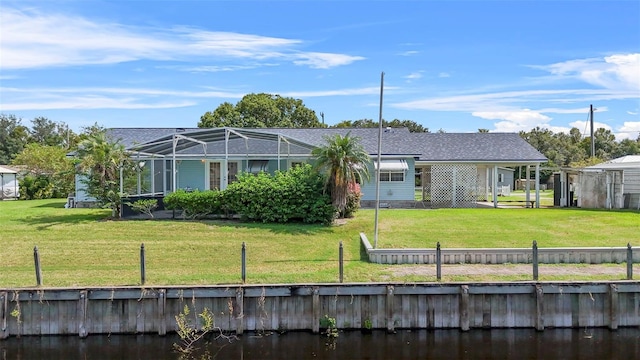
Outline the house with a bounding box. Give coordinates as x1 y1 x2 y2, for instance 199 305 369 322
73 127 547 209
0 165 20 200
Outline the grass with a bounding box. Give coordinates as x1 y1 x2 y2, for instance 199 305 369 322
0 199 637 287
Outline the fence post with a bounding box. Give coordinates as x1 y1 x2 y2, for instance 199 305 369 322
140 243 146 285
436 242 441 281
339 241 344 283
532 241 539 281
241 242 246 284
627 243 633 280
34 246 42 286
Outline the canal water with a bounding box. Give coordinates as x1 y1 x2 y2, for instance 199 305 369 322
2 328 639 359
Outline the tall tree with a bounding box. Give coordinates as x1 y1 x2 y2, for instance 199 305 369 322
312 133 371 217
332 119 429 133
12 143 75 198
0 114 30 164
30 117 76 148
75 129 131 217
198 93 323 128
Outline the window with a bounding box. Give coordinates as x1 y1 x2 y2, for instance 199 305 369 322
290 161 305 168
498 173 504 182
376 159 407 182
380 171 405 182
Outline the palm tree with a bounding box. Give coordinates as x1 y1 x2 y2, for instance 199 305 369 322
312 133 371 217
75 130 130 217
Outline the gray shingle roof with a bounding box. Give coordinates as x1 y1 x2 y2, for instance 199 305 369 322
409 133 547 162
107 127 546 163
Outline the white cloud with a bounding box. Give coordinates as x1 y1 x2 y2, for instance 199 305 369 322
628 111 639 115
536 53 640 91
282 87 392 98
474 109 552 132
404 71 423 82
0 7 364 70
0 84 385 111
398 50 419 56
292 52 365 69
537 106 608 114
438 72 450 78
616 121 640 140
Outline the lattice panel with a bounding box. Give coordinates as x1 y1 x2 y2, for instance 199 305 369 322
431 164 478 208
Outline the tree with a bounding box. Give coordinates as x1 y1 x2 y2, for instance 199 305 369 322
312 133 371 217
332 119 429 133
12 143 74 198
198 93 323 128
75 129 131 217
29 117 76 148
0 114 30 164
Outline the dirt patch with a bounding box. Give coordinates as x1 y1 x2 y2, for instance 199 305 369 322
388 263 632 278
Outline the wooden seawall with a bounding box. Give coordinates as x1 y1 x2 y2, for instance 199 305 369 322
1 282 638 339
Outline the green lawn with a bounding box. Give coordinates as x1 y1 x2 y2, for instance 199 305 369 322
0 199 637 287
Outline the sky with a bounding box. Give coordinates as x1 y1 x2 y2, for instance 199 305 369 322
1 0 639 139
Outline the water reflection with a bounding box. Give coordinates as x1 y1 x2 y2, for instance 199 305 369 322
2 328 639 359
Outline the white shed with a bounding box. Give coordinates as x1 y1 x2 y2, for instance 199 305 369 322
0 165 20 200
584 155 640 209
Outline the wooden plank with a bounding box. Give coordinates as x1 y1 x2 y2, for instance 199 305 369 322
459 285 470 331
311 288 319 333
135 297 145 334
157 289 166 335
46 297 59 336
270 296 280 331
359 295 367 329
535 285 544 331
279 296 289 331
334 296 344 329
351 294 362 329
482 294 491 328
78 290 88 338
235 288 244 335
409 294 418 328
426 295 435 329
386 286 394 332
417 294 427 329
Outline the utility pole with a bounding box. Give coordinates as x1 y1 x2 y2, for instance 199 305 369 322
590 104 595 158
320 112 325 125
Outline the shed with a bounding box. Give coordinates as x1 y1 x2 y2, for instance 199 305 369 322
584 155 640 209
0 165 19 200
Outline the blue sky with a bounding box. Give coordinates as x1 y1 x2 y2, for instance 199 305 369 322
1 0 639 139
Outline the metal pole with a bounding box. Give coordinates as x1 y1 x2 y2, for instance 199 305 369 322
436 242 441 281
339 241 344 283
373 72 384 248
590 104 595 158
140 243 146 285
241 242 246 283
627 243 633 280
34 246 42 286
532 241 539 281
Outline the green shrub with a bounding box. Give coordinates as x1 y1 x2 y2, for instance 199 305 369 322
223 164 335 224
164 189 223 219
19 175 54 200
